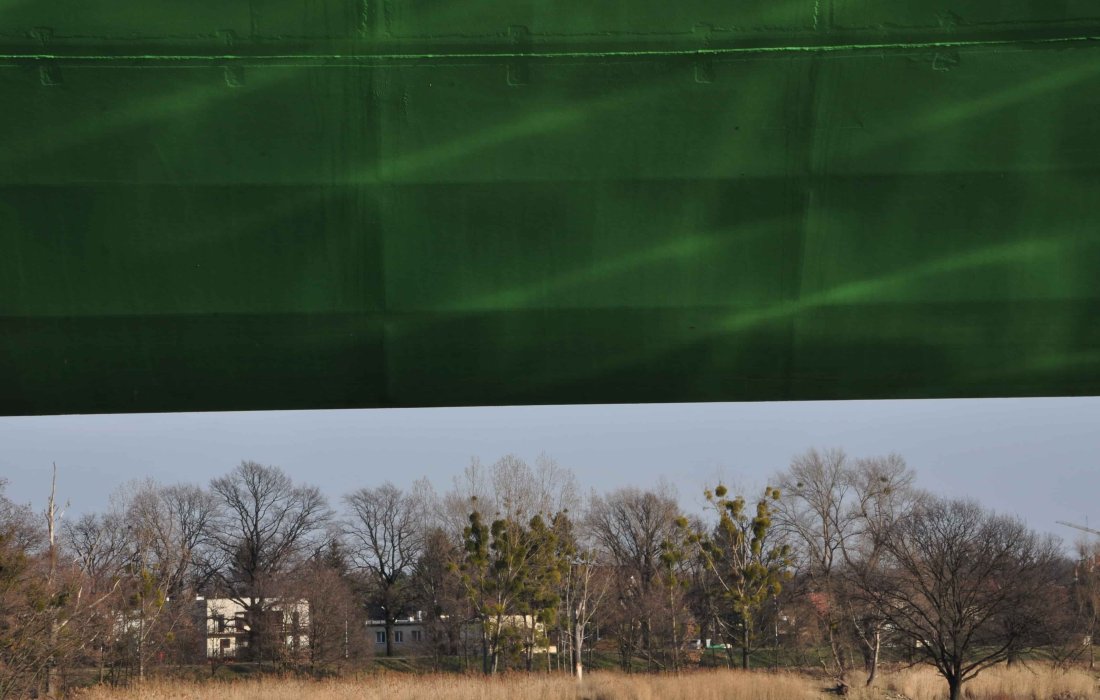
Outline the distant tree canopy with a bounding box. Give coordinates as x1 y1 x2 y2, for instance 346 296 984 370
0 451 1085 698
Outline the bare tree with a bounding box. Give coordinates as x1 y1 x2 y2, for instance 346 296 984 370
442 454 580 535
1 468 114 698
854 498 1063 700
411 526 471 669
64 511 131 594
773 449 855 684
62 509 134 682
343 482 424 657
282 550 368 670
1070 540 1100 669
122 480 218 677
585 487 682 669
125 481 217 596
58 481 219 680
774 450 917 688
0 479 49 698
565 547 612 681
774 449 853 578
207 461 330 662
0 479 42 553
586 487 680 594
844 454 918 685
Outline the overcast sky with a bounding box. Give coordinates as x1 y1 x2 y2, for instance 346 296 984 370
1 398 1097 543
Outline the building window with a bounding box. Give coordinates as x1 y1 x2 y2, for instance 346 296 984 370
394 630 404 643
375 631 386 644
411 630 422 642
220 638 231 649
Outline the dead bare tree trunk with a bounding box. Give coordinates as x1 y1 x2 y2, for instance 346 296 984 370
573 598 585 681
866 627 880 687
46 464 60 700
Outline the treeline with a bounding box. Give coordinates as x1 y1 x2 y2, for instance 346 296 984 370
1 450 1098 700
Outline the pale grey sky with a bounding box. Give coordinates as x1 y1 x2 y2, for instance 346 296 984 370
0 398 1097 542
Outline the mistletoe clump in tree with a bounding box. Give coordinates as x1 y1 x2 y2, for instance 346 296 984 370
690 485 792 669
457 507 568 674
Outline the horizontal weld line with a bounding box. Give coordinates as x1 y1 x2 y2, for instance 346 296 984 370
0 34 1098 61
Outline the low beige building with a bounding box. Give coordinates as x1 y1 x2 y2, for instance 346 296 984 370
364 613 555 656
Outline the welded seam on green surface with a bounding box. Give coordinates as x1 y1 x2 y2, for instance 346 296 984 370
1 33 1097 62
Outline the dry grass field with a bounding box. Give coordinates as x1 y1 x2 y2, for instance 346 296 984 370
851 665 1098 700
74 671 821 700
73 666 1099 700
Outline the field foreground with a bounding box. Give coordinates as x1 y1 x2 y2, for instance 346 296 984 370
74 666 1099 700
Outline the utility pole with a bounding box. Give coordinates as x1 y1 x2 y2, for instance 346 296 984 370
773 595 779 671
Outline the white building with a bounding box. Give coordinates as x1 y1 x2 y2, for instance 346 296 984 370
197 597 309 659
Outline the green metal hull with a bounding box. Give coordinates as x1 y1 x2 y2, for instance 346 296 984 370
2 3 1099 414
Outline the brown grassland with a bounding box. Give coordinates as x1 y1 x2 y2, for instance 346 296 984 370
73 666 1098 700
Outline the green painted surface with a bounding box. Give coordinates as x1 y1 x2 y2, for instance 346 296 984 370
1 2 1099 415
